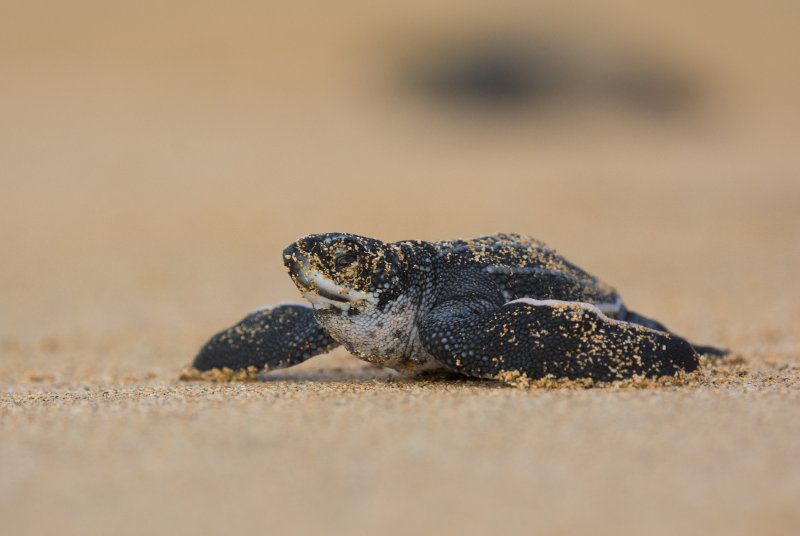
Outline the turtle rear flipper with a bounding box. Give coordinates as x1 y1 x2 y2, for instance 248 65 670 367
419 298 698 382
193 304 338 372
688 343 729 358
623 308 729 357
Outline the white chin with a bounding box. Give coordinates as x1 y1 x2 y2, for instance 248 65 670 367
305 292 351 311
299 270 379 312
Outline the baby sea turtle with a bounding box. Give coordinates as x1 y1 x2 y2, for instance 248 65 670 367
193 233 724 382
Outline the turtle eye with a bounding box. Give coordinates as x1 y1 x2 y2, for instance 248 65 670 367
335 253 357 268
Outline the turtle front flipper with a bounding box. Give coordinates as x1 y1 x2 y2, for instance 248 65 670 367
419 298 699 382
192 304 338 373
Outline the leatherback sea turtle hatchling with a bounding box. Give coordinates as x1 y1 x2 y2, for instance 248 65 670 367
192 233 725 383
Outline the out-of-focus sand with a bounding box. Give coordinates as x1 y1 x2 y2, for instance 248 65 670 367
1 2 799 535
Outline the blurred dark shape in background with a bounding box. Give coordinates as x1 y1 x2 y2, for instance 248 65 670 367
409 40 566 109
404 34 699 118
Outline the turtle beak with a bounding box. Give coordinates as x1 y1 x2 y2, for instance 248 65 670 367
283 244 312 289
282 243 348 311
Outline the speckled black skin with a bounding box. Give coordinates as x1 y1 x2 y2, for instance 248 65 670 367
193 233 723 381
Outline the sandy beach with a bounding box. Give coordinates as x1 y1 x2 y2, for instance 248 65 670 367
2 2 799 534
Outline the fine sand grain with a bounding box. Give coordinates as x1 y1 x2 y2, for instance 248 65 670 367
2 354 799 536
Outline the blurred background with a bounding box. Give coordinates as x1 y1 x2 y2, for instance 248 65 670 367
1 2 799 534
2 0 799 371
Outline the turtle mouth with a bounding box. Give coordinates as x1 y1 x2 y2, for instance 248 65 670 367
301 272 377 312
315 286 351 304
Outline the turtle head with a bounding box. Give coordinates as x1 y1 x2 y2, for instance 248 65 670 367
283 233 409 315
